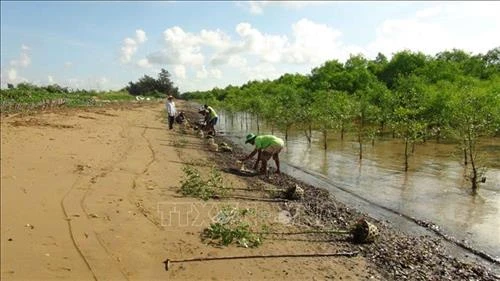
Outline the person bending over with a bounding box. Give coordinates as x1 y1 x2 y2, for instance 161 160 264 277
240 133 284 175
203 104 218 136
175 111 186 124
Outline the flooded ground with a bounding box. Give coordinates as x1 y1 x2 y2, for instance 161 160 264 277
217 112 500 264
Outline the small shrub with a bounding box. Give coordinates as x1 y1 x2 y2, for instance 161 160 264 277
202 206 264 248
179 165 230 200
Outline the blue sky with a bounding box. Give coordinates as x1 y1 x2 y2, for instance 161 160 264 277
1 1 499 92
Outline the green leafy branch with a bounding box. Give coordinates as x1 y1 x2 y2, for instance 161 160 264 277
179 165 231 200
202 206 265 248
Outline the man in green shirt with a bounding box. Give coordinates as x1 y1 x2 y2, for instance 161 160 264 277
240 133 285 175
203 104 218 136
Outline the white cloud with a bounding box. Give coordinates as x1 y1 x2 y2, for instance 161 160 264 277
231 2 499 66
67 78 82 89
200 29 232 49
146 26 208 66
196 65 208 79
61 76 109 90
415 6 442 19
137 58 152 68
247 1 268 15
286 18 345 64
239 1 332 15
64 62 73 68
210 68 222 79
235 22 289 63
228 55 247 68
208 19 355 67
94 77 109 90
280 1 330 10
146 27 232 68
120 38 138 63
0 67 28 86
366 2 500 57
173 65 186 79
135 29 147 44
7 68 17 81
120 29 147 63
368 18 444 56
208 19 354 66
1 45 31 85
210 52 247 66
141 19 356 91
194 65 223 80
87 77 109 90
47 75 54 84
10 44 31 68
241 63 281 81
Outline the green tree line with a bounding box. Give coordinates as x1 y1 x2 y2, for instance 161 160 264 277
1 82 132 107
1 68 180 112
1 68 180 104
183 47 500 193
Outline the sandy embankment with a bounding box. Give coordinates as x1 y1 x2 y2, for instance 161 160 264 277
1 101 380 280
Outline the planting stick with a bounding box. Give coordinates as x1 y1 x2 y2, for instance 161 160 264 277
164 251 358 271
230 187 282 192
259 229 350 235
212 195 290 202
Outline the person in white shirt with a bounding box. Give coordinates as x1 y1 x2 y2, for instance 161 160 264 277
166 95 176 130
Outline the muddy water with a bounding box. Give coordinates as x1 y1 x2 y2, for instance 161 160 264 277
217 112 500 266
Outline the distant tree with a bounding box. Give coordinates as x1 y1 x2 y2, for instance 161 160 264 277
7 83 14 89
482 46 500 78
379 50 428 89
368 53 388 77
156 69 180 97
16 82 38 90
44 84 69 94
309 60 347 92
126 68 179 97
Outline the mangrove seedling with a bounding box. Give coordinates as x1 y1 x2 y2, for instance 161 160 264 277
202 206 265 248
179 165 231 200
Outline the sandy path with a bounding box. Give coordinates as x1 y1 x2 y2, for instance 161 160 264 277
1 102 380 280
1 104 171 280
